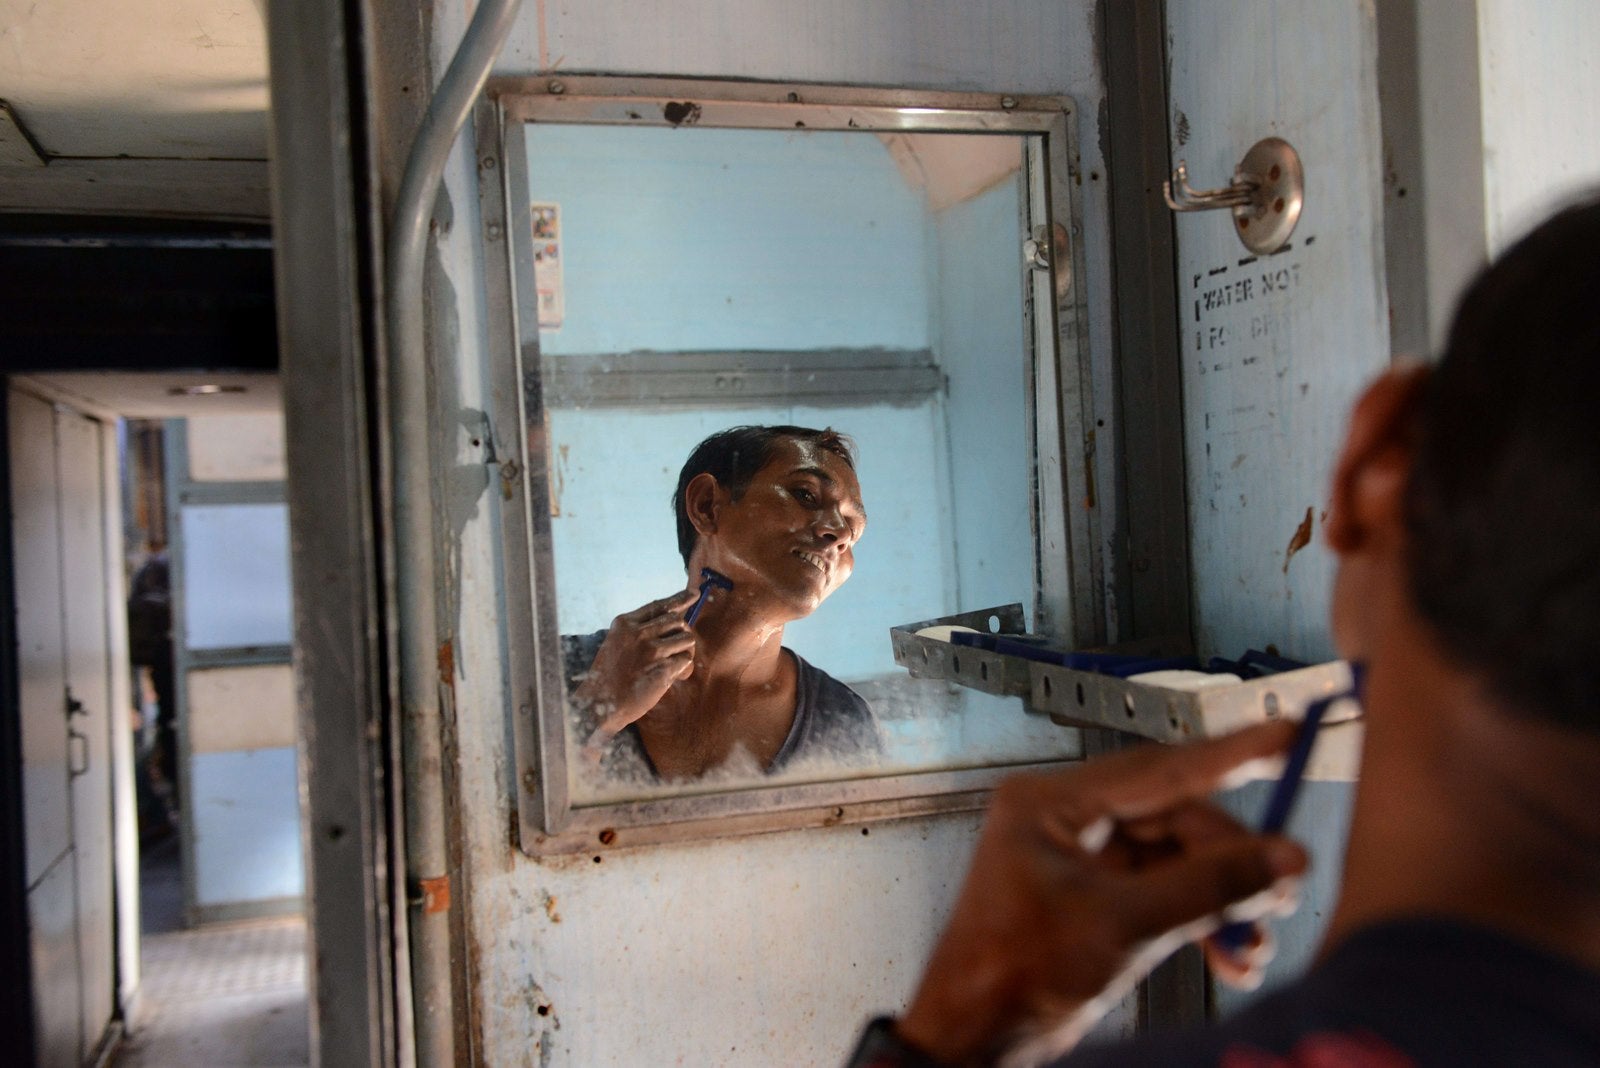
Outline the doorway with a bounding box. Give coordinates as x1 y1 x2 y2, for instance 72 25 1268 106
6 372 309 1067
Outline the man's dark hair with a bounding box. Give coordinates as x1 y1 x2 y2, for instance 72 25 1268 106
672 425 856 566
1405 196 1600 731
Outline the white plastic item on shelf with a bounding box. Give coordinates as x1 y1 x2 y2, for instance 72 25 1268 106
1125 668 1242 690
913 625 981 643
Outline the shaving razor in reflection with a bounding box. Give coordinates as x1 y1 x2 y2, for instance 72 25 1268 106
1212 662 1366 955
684 567 734 627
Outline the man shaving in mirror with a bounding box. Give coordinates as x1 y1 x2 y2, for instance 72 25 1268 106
566 425 881 781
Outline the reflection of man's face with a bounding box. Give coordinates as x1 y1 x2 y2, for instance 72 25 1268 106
707 437 866 620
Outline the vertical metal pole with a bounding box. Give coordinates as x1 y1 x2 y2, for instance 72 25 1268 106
161 420 194 927
385 1 523 1063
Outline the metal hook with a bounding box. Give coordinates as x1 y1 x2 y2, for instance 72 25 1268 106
1161 137 1304 255
1163 161 1257 212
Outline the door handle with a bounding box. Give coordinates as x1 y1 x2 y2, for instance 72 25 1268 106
68 728 90 779
1162 136 1304 255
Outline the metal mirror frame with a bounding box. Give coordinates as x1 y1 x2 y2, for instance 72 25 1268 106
475 76 1099 857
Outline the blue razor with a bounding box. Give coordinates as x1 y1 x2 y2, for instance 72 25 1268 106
684 567 734 627
1212 663 1365 954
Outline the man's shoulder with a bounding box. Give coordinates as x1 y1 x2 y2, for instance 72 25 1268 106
779 650 882 766
790 651 874 723
1054 919 1600 1067
561 629 608 673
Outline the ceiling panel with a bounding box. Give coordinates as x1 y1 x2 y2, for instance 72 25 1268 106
20 372 282 418
0 0 270 218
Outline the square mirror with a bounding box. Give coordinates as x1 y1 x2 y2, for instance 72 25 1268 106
477 78 1099 854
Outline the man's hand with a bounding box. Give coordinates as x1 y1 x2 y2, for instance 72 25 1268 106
897 721 1308 1067
573 589 700 749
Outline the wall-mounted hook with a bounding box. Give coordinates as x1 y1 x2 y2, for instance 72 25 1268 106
1164 161 1257 212
1163 136 1303 255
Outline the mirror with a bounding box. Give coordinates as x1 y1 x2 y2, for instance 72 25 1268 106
484 81 1096 848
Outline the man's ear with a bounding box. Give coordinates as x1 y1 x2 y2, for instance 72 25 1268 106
1325 365 1432 556
683 472 725 540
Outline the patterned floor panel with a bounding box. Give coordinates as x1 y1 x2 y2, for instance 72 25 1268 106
116 917 309 1067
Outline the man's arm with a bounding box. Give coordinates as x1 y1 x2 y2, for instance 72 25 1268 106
570 588 700 758
866 721 1306 1067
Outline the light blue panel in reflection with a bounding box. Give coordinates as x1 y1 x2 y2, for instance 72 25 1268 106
548 403 951 680
180 503 292 650
526 125 929 355
191 747 303 905
935 180 1034 622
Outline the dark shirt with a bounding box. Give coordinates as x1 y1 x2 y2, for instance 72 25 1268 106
562 630 882 780
126 555 172 667
1056 918 1600 1067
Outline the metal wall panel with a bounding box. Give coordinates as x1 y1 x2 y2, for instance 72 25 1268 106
421 2 1130 1062
190 747 303 909
1165 0 1390 664
178 503 293 650
187 664 296 753
27 853 79 1068
186 412 288 483
7 390 71 888
1163 0 1389 1009
54 408 116 1057
1477 0 1600 253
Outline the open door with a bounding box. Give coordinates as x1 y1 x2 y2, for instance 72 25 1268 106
9 386 121 1067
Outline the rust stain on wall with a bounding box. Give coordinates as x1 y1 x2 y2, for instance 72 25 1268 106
549 443 568 517
438 638 456 686
662 100 702 126
420 875 451 914
1282 506 1315 573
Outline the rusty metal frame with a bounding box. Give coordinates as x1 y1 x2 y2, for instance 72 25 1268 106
476 76 1094 857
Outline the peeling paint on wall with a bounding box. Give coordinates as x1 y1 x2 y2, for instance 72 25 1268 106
1282 505 1314 573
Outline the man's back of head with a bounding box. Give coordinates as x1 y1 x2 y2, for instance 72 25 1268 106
1405 197 1600 732
1324 194 1600 957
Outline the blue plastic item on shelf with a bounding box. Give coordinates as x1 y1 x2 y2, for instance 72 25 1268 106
948 630 999 651
988 635 1071 664
1055 650 1146 672
1207 649 1310 678
1103 654 1203 678
1240 648 1307 674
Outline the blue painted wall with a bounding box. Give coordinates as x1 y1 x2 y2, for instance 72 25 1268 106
191 747 303 906
928 176 1079 765
178 491 301 912
933 176 1033 621
180 503 293 650
527 125 931 355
